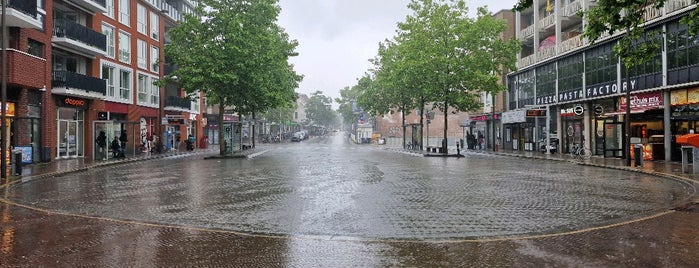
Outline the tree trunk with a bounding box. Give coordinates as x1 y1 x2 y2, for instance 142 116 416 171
443 98 448 154
252 112 256 149
218 102 225 156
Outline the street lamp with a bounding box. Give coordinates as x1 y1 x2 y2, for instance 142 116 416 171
1 0 8 180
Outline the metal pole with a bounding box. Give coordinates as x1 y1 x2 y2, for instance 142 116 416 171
1 0 8 180
545 105 551 155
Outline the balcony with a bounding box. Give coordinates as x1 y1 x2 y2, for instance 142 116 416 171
4 49 46 89
539 14 555 30
667 0 693 14
4 0 42 29
143 0 183 21
559 35 582 54
518 54 536 68
536 46 556 61
65 0 107 14
643 5 662 22
519 24 535 41
52 71 107 99
165 96 192 111
52 19 107 58
563 1 582 17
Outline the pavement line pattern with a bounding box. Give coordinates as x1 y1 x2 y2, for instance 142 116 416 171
0 197 676 244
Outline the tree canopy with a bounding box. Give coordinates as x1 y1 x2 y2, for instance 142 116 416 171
305 91 338 128
164 0 302 115
164 0 302 154
349 0 519 150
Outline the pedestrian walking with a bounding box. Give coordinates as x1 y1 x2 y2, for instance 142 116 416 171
119 130 128 157
96 131 107 160
111 136 120 158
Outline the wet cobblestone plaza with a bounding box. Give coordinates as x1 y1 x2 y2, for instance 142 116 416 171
1 133 698 267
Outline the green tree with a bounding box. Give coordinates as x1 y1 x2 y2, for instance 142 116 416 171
368 40 425 149
335 86 362 131
164 0 302 155
305 91 337 128
392 0 519 153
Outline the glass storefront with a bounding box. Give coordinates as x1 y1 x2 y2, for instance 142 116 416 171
57 107 84 158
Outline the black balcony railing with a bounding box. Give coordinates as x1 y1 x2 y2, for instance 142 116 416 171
53 19 107 51
165 96 192 110
52 70 107 95
8 0 38 18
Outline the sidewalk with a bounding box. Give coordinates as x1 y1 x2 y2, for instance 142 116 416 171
3 146 268 183
388 145 699 185
486 148 699 184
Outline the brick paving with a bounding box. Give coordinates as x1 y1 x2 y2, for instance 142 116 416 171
0 136 697 267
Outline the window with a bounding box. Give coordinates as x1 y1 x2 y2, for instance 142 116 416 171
119 69 131 100
137 39 147 69
119 31 130 63
150 46 159 72
102 24 115 58
119 0 130 26
150 11 159 40
191 95 199 112
137 4 147 34
138 74 148 103
151 78 160 106
28 39 44 58
106 0 114 18
102 65 116 98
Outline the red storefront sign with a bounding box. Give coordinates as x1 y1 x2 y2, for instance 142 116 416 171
619 91 663 111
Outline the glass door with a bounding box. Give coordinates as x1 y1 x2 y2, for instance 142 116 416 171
58 120 79 157
604 120 624 158
57 108 83 158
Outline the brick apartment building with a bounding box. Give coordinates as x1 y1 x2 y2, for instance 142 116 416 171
3 0 203 164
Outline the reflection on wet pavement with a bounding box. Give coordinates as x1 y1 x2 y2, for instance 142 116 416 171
0 133 697 267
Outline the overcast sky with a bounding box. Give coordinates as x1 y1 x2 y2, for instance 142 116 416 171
277 0 515 105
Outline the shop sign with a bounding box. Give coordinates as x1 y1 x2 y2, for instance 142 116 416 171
164 114 185 125
57 96 87 109
469 115 487 121
223 114 239 122
671 89 688 105
618 91 662 110
593 105 604 115
585 80 637 98
558 89 584 102
502 109 526 124
526 109 547 117
688 88 699 104
560 105 583 117
536 94 557 105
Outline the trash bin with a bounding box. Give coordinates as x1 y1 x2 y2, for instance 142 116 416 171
12 149 22 175
634 144 643 167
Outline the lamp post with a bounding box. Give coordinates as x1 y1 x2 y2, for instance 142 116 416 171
1 0 8 180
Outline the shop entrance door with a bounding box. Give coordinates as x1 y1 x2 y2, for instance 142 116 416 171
603 121 624 157
58 120 80 157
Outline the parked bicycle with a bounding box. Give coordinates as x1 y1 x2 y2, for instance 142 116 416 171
569 143 592 161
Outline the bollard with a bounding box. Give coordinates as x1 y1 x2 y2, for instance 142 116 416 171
633 144 643 167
